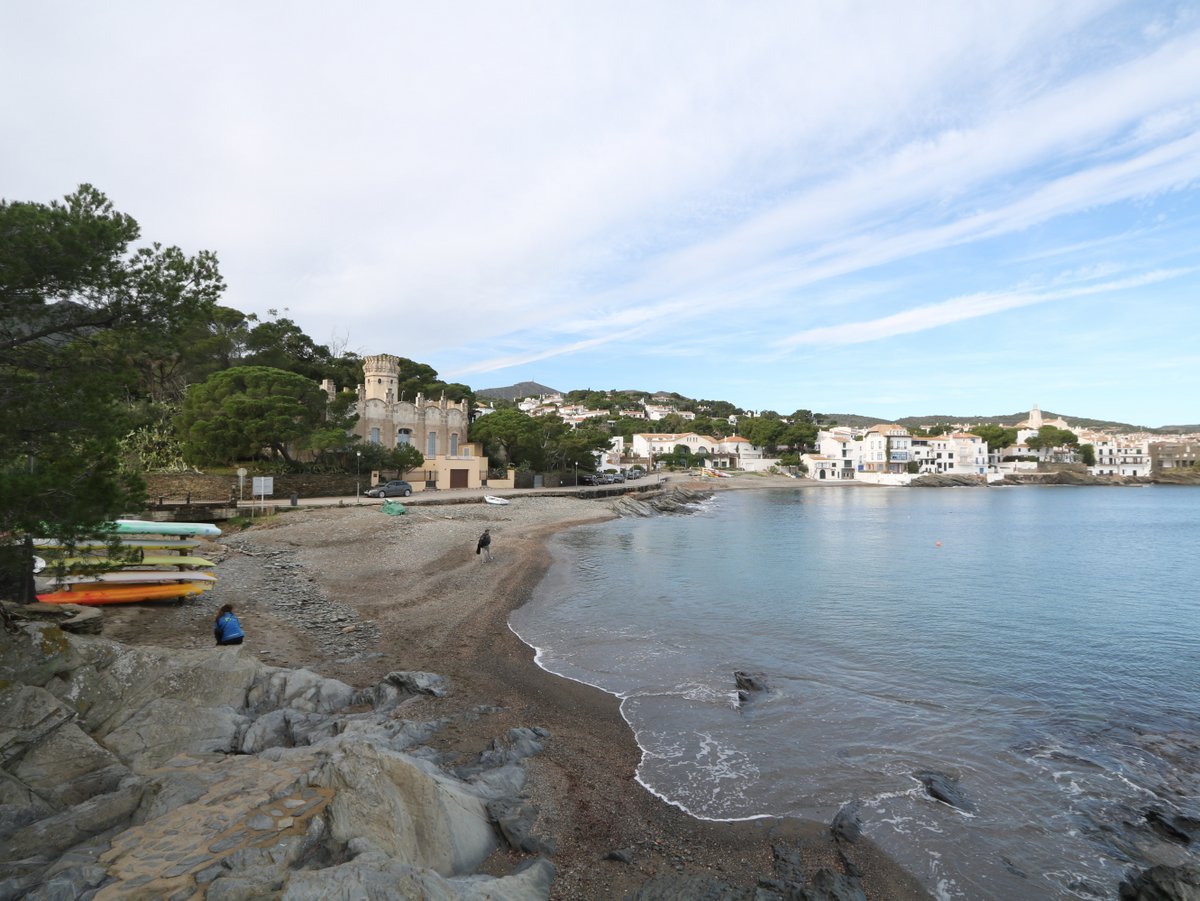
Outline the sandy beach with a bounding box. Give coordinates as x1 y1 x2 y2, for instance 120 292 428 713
97 476 928 899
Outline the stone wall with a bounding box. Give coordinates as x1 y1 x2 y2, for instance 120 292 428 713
143 473 359 502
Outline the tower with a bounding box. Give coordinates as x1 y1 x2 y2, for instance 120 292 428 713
361 354 400 404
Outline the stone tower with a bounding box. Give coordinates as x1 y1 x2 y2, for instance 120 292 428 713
361 354 400 404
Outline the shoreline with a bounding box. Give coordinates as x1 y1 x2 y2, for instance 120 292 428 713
97 482 931 899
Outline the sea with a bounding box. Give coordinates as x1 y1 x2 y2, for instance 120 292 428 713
508 485 1200 900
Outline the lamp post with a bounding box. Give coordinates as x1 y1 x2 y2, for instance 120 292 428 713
356 451 362 502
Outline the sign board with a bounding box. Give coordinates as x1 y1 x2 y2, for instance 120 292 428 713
252 476 274 496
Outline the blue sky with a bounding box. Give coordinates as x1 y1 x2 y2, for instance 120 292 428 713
4 2 1199 426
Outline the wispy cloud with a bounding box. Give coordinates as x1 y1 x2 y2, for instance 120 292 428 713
776 268 1193 347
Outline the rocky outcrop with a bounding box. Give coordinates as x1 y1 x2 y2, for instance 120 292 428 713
915 771 974 813
1118 863 1200 900
611 488 712 517
0 621 553 900
908 473 986 487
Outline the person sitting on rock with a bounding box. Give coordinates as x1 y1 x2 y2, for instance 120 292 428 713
214 604 245 646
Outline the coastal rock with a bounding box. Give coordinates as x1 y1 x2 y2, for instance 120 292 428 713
915 770 974 812
1118 862 1200 900
1144 808 1199 845
734 671 771 694
0 621 558 900
734 670 771 706
908 473 985 487
830 802 863 844
488 797 555 855
802 867 869 901
612 488 712 518
279 851 555 901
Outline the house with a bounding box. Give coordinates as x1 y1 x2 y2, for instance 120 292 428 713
629 432 766 469
352 354 487 490
859 424 912 474
1089 436 1151 477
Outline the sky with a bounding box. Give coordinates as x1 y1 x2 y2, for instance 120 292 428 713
4 2 1199 427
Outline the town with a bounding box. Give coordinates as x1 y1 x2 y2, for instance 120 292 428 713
347 354 1198 491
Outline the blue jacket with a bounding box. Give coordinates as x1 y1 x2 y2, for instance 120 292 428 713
215 612 244 644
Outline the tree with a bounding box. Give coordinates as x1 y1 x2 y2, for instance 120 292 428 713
469 408 540 467
1079 443 1096 466
741 416 787 453
972 424 1017 452
1 185 223 603
1025 425 1078 450
177 366 329 465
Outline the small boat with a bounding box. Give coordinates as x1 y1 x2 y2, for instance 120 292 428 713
50 570 217 586
483 495 510 505
111 519 221 538
37 582 212 606
34 537 202 552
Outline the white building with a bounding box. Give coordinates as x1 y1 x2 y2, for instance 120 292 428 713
1089 436 1151 477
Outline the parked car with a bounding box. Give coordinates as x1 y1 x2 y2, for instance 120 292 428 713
365 479 413 498
578 473 600 485
626 470 644 480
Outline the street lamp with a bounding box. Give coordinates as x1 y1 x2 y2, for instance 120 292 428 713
356 451 362 502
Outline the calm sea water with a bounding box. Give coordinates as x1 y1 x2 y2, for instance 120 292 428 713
509 485 1200 900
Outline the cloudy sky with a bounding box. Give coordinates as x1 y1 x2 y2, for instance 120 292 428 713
5 2 1199 426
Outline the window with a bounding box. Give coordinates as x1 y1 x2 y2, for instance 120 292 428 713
397 428 412 446
370 427 380 444
427 432 437 457
450 433 459 456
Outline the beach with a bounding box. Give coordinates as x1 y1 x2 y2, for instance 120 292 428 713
96 477 928 899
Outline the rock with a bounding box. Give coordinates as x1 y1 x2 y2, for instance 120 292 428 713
314 742 498 874
280 850 555 901
1145 808 1198 845
734 671 771 694
801 868 868 901
1118 863 1200 900
830 802 862 843
488 797 555 855
915 771 974 812
0 684 130 809
604 848 634 863
3 776 146 860
383 670 450 698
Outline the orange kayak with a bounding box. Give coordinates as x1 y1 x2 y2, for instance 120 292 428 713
37 582 213 606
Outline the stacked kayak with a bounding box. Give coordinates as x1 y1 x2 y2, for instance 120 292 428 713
36 520 220 606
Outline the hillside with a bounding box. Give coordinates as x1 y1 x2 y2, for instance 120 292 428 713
475 381 560 401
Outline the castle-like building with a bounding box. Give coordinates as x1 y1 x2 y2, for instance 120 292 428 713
348 354 488 490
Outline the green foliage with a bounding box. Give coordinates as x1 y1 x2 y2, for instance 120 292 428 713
469 408 609 471
972 424 1018 451
119 419 191 472
1 184 221 600
1079 443 1096 466
1025 425 1079 450
470 408 541 467
178 366 329 465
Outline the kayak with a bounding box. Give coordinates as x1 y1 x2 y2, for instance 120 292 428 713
37 582 213 606
51 571 217 586
110 519 221 538
34 537 202 552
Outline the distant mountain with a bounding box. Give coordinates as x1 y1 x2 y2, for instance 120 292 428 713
824 411 1176 433
476 381 559 402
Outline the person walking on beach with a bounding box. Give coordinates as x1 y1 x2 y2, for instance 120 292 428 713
214 604 245 646
476 528 492 562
